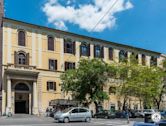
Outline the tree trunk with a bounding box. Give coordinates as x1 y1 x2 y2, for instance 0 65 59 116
94 101 98 113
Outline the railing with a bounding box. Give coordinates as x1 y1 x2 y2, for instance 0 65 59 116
5 63 36 71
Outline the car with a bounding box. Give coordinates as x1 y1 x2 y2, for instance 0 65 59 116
93 110 115 119
135 110 145 118
160 110 166 117
143 109 157 115
54 107 92 123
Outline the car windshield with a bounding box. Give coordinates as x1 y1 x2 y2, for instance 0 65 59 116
62 107 72 113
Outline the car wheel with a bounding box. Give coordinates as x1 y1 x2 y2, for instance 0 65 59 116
104 116 108 119
63 117 69 123
94 115 97 118
85 117 91 122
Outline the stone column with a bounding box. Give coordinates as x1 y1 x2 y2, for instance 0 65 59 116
103 47 108 62
114 49 119 63
90 44 94 59
138 54 142 65
33 81 38 115
7 79 12 114
146 55 151 67
75 41 80 68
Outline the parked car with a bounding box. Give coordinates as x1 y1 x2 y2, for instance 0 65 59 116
160 110 166 117
143 109 157 115
115 110 127 118
135 110 145 118
93 110 115 119
54 107 92 123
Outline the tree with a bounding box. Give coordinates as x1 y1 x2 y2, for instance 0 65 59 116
61 59 110 112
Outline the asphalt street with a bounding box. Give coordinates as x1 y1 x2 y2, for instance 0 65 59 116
0 114 142 126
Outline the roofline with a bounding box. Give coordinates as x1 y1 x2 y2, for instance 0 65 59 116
2 17 163 55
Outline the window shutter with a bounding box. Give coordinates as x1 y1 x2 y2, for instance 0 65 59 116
101 46 104 58
64 39 67 53
26 53 29 65
65 62 68 71
73 63 75 69
80 45 82 56
14 51 18 65
55 60 57 70
54 82 56 91
47 82 49 91
109 48 113 60
88 44 90 56
94 45 96 58
73 42 75 55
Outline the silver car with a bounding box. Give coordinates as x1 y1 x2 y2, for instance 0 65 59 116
54 107 92 123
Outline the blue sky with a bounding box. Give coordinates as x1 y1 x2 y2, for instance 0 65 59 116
5 0 166 54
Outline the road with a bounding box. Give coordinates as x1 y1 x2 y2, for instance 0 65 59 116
0 115 142 126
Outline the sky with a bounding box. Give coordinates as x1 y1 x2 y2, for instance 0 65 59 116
4 0 166 54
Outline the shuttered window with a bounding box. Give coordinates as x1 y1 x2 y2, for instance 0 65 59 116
14 51 29 65
109 47 113 60
65 62 75 71
18 31 25 46
142 54 146 66
49 59 57 71
80 44 90 56
94 45 104 58
47 82 56 91
48 36 54 51
64 39 75 54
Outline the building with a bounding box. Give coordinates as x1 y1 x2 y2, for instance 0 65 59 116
0 0 165 115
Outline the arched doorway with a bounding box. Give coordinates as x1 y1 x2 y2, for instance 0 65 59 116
14 83 30 114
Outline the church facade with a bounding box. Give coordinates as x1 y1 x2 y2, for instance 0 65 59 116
0 0 166 115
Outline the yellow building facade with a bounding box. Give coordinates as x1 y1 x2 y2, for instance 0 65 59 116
1 18 166 115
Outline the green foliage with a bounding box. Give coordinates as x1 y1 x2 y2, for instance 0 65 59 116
61 59 110 105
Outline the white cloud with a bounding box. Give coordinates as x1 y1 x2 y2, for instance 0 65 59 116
42 0 133 32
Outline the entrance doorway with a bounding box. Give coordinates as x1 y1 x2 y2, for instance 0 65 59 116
15 93 29 114
14 83 30 114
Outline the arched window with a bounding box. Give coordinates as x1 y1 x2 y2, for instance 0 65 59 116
18 53 26 65
119 50 128 62
48 36 54 51
15 83 29 91
14 51 29 65
18 30 25 46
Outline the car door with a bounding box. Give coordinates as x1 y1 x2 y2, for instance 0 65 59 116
78 108 87 121
69 108 79 121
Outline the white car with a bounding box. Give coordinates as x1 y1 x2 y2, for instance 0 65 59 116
143 109 157 115
54 107 92 123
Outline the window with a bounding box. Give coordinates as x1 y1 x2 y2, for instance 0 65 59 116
47 82 56 91
18 53 26 65
79 108 88 113
49 59 57 71
119 50 128 62
14 51 29 65
142 54 146 65
15 83 29 91
18 30 25 46
71 109 79 113
80 44 90 56
64 39 75 54
150 56 157 66
109 87 116 95
131 52 138 64
109 47 113 60
65 62 75 71
94 45 104 58
48 36 54 51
